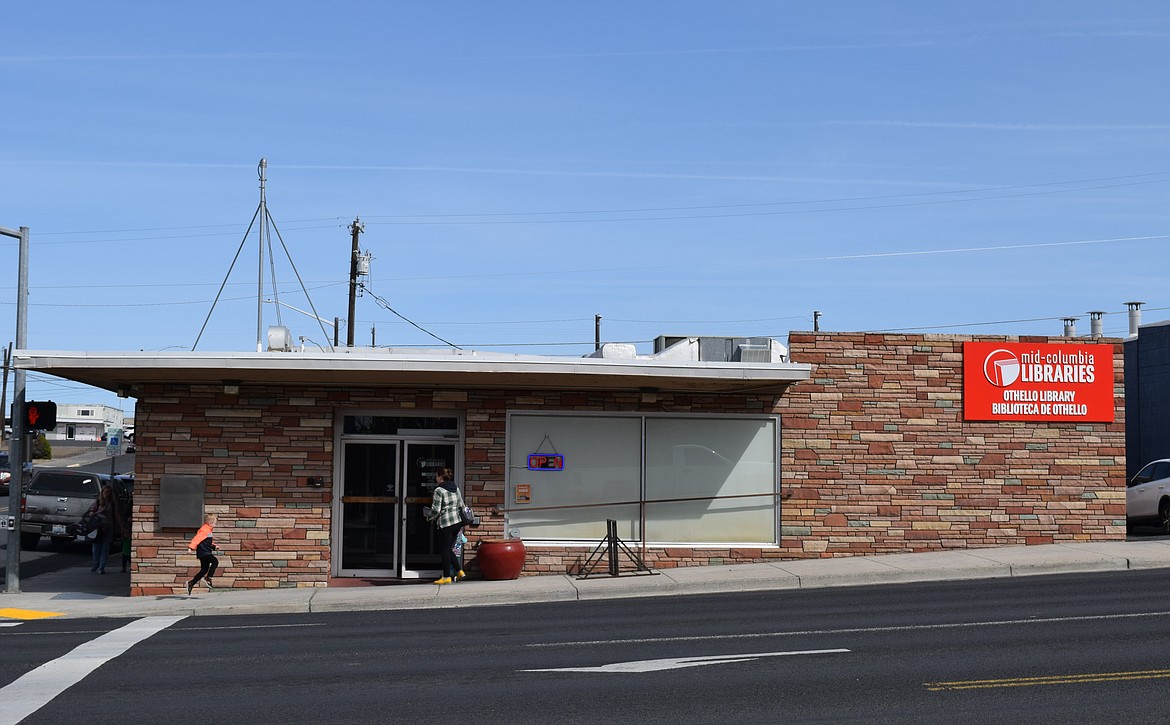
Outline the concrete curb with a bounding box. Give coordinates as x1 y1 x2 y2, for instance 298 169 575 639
3 541 1169 620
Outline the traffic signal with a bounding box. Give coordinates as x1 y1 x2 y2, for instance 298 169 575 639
24 401 57 431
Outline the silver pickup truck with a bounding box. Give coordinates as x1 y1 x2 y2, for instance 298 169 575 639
20 469 131 549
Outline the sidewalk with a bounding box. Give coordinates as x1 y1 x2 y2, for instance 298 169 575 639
4 539 1170 620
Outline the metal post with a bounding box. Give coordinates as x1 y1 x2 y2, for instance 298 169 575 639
256 159 267 352
3 225 29 593
607 519 618 577
595 314 601 351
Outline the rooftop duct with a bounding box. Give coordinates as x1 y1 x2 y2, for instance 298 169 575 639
1126 301 1144 337
1088 311 1105 338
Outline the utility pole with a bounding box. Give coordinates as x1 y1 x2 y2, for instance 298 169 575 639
347 218 364 347
595 314 602 351
2 225 28 593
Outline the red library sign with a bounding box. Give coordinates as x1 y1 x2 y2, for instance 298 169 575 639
963 342 1114 423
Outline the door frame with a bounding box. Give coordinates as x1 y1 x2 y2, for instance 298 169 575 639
332 410 464 579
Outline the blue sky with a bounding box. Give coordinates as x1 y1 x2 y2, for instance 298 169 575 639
2 2 1168 412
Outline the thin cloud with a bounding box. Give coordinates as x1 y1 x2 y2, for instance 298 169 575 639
827 120 1170 131
1046 31 1170 39
0 53 308 63
787 234 1169 263
454 41 938 60
0 159 947 186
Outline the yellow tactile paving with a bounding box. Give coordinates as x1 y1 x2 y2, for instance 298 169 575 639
0 607 65 620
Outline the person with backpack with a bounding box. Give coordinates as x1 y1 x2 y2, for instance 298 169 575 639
186 513 220 594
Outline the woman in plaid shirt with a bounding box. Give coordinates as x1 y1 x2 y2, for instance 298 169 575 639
426 468 466 585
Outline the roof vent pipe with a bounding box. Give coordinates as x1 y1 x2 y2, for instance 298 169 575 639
1087 311 1105 338
1062 317 1077 338
1125 301 1144 337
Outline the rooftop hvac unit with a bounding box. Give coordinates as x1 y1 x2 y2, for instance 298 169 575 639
654 335 690 354
654 335 781 362
267 325 293 352
736 343 771 363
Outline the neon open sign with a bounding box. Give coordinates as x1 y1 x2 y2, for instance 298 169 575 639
527 454 564 471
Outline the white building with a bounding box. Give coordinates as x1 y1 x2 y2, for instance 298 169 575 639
45 403 127 442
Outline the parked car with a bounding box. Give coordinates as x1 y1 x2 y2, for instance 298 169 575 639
19 469 132 549
1126 459 1170 532
0 452 10 496
0 451 34 497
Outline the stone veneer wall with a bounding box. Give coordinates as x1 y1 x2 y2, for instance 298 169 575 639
776 332 1126 558
130 385 772 595
128 332 1126 595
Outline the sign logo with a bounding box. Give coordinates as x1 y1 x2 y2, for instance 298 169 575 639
982 348 1020 387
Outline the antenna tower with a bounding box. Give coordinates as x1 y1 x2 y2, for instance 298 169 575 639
193 159 334 352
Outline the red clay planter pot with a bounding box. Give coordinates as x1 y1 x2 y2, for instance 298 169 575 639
477 539 526 580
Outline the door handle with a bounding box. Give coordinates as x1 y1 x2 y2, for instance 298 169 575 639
340 496 398 504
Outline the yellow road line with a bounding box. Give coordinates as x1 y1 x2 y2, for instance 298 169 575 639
927 669 1170 691
0 608 65 620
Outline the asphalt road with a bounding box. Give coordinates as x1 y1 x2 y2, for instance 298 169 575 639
4 570 1170 724
62 452 135 476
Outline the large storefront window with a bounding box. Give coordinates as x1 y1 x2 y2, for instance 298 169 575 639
644 417 776 543
507 413 777 545
506 415 642 540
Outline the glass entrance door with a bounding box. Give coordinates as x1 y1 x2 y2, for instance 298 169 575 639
401 442 459 578
338 439 459 578
339 442 400 576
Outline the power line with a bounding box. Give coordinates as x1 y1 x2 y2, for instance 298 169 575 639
359 178 1170 226
873 305 1170 333
3 232 1159 305
358 283 461 349
373 304 1170 349
22 171 1170 241
34 217 347 237
27 223 345 246
357 171 1170 220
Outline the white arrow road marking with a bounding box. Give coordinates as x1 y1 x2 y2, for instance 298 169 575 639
0 615 186 725
522 648 849 673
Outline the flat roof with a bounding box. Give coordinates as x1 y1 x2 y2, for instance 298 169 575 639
15 348 812 396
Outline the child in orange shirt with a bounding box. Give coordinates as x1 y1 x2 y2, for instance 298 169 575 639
186 513 219 595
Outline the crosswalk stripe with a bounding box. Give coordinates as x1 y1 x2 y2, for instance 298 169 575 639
0 615 186 725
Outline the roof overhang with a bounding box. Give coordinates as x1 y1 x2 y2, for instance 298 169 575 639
15 348 813 396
